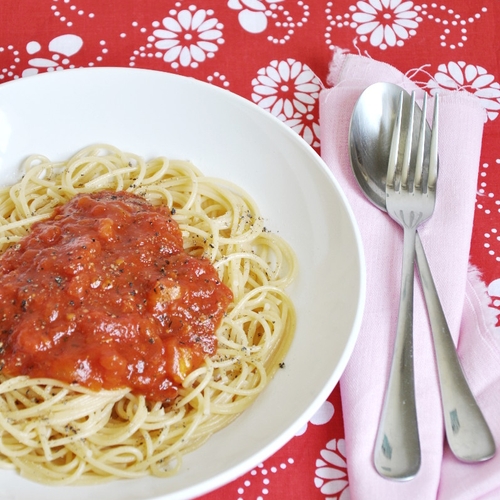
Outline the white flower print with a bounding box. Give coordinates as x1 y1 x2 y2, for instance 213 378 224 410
152 6 224 69
227 0 283 34
251 59 323 146
426 61 500 121
351 0 420 50
295 400 335 436
22 34 83 77
283 113 321 149
315 438 350 500
228 0 309 44
488 278 500 310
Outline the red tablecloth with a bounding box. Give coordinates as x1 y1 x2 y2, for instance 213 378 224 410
1 1 499 498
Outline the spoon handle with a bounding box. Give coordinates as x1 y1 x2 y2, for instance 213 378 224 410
415 234 496 462
374 226 421 480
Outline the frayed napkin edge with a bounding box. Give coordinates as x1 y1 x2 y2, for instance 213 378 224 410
464 264 500 346
467 265 497 326
325 49 487 123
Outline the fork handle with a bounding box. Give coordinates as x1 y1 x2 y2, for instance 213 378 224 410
374 226 421 480
415 233 496 462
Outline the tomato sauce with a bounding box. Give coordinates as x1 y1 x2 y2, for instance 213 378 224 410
0 191 233 403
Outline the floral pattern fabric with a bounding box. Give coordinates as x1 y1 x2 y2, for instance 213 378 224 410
1 1 499 498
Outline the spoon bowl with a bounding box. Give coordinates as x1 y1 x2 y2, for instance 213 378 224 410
348 82 431 212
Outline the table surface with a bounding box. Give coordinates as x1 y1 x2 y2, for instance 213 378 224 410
1 1 499 499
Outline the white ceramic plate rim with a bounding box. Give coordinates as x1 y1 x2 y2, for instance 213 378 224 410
0 68 365 500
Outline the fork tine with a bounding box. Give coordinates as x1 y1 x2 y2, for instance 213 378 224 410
387 90 404 190
401 91 415 189
428 93 439 190
414 92 427 190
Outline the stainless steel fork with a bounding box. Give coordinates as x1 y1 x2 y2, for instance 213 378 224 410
374 91 438 480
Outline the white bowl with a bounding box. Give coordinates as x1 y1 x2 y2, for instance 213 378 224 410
0 68 365 500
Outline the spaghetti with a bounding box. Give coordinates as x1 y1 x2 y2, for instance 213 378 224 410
0 144 297 485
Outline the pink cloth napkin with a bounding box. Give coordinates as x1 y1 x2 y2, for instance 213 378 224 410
320 52 500 499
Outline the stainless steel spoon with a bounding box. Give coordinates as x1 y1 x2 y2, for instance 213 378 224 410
348 82 496 478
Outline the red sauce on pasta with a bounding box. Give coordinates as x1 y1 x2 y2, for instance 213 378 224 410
0 191 233 402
